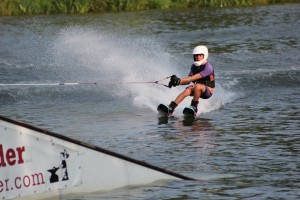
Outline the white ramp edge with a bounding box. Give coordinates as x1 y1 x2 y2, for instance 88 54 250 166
0 115 195 199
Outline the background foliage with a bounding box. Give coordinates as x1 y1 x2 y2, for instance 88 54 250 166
0 0 298 16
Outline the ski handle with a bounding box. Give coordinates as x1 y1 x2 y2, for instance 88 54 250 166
152 76 171 88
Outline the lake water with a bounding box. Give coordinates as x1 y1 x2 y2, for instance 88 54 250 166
0 3 299 199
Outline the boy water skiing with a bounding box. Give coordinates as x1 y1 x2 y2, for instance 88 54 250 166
158 45 215 116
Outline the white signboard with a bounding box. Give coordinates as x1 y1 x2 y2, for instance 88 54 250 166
0 116 192 200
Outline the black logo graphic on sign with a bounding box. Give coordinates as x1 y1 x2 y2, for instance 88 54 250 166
47 167 59 183
47 149 69 183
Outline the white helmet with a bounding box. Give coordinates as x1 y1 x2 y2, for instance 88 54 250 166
193 45 208 66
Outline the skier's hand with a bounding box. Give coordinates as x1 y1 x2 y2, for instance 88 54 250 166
168 75 181 88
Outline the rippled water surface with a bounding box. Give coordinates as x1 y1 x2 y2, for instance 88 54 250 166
0 3 299 199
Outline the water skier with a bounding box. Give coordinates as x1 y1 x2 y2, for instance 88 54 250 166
160 45 215 116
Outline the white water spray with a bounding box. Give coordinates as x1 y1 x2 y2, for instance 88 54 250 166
51 27 235 115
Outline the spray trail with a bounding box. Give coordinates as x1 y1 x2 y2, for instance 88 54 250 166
51 27 235 114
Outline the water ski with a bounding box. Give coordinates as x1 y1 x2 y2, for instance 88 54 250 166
157 104 170 116
183 107 196 118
